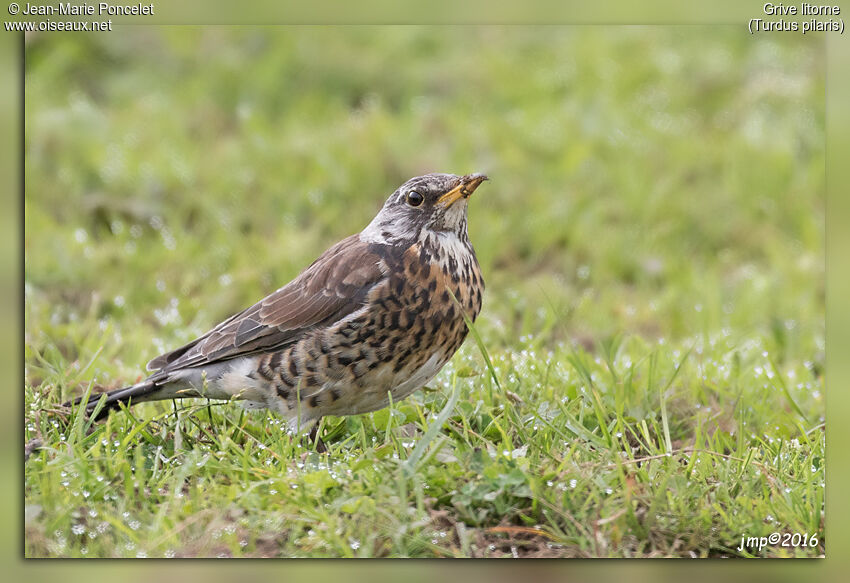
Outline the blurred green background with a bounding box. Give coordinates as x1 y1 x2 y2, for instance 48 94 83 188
24 26 825 558
25 26 823 360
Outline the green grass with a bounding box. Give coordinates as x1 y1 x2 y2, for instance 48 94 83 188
24 26 824 557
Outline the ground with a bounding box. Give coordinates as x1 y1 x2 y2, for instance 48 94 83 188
24 26 824 557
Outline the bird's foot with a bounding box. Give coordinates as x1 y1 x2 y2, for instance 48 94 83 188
307 422 327 454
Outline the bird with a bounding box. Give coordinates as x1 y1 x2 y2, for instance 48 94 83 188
68 172 488 437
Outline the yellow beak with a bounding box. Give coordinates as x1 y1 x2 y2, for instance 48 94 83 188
437 173 488 207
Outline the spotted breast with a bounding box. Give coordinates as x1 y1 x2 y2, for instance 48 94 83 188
237 230 484 429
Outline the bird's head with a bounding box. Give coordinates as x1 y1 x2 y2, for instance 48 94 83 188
360 173 488 246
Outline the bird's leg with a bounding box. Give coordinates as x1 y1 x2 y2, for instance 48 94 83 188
307 418 327 453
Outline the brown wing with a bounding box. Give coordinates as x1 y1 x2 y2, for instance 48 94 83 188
146 234 387 374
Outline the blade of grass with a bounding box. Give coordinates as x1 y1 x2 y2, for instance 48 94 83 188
766 356 805 419
66 344 105 388
449 289 501 394
67 380 95 448
403 373 461 476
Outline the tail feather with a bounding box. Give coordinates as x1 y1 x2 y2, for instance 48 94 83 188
66 381 161 421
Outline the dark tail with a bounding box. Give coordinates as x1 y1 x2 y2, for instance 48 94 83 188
66 381 161 421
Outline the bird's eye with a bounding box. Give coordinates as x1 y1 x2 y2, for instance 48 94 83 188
406 191 424 207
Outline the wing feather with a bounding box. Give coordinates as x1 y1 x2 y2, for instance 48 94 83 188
147 235 386 373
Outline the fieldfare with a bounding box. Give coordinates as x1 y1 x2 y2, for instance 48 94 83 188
70 173 488 434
